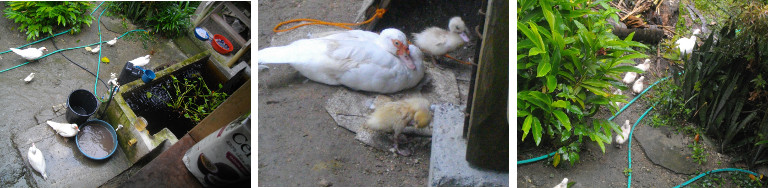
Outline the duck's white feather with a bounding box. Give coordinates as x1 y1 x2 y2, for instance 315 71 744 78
258 29 424 93
10 47 46 61
27 143 47 180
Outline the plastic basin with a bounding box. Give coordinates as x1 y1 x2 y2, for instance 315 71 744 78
76 120 118 160
211 34 233 55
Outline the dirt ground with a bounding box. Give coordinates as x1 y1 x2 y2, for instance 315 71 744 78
257 0 483 186
516 56 756 187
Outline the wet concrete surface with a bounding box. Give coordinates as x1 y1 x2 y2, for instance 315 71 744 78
0 2 193 187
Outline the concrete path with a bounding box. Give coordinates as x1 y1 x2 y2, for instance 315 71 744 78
0 2 193 187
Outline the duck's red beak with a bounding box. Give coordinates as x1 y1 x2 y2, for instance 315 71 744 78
392 39 415 70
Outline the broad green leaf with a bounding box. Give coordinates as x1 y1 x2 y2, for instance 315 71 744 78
553 110 572 131
521 115 532 141
552 100 568 108
529 47 545 56
533 117 543 146
528 22 546 51
566 103 583 116
581 84 610 97
582 79 611 88
518 109 531 117
537 59 551 77
609 66 644 74
545 75 557 92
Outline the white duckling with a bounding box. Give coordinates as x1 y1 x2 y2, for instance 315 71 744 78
258 28 424 93
624 59 651 85
553 178 568 188
27 143 47 180
632 76 646 94
23 72 35 83
623 71 638 85
364 97 432 156
615 120 632 148
636 59 651 72
129 55 151 67
613 89 623 108
412 17 471 64
106 37 117 46
46 121 79 137
89 45 101 53
675 29 700 58
10 47 47 61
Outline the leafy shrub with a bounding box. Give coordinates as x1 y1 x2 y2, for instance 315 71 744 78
4 1 94 41
517 0 648 165
163 75 228 124
109 1 197 38
677 2 768 167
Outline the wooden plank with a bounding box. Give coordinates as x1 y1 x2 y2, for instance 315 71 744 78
210 13 248 47
188 79 251 142
224 2 251 28
465 0 509 172
121 135 202 188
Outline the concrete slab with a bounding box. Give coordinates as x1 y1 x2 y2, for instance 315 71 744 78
428 103 508 186
13 115 131 188
634 124 699 174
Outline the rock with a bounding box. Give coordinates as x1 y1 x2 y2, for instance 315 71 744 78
318 179 332 187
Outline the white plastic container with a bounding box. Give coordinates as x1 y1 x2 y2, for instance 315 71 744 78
183 115 251 186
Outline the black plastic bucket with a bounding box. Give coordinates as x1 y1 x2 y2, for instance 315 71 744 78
66 89 98 124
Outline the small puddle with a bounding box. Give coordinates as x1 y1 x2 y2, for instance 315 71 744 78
77 123 115 158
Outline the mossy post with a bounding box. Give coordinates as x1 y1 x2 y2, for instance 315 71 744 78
465 0 508 172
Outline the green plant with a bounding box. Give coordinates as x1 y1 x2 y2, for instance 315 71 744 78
109 1 197 38
163 75 228 124
4 1 94 41
517 0 648 164
678 1 768 167
688 142 708 165
623 167 632 177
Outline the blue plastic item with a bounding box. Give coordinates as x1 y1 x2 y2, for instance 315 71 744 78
195 27 209 41
142 69 155 83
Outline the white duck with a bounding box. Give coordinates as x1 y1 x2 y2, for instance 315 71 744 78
46 121 79 137
23 72 35 83
129 55 151 67
106 37 117 46
615 120 632 148
10 47 47 61
675 29 700 58
553 178 568 188
27 143 47 180
258 28 424 94
632 76 646 94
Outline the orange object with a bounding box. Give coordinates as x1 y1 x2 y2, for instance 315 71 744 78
694 134 700 143
211 34 233 55
274 8 387 33
443 54 477 66
750 174 757 181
